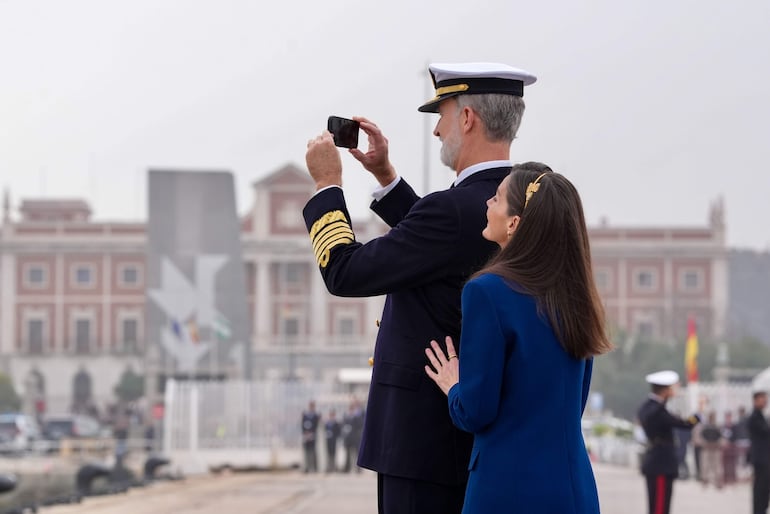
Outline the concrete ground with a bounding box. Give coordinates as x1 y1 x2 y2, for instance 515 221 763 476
41 463 749 514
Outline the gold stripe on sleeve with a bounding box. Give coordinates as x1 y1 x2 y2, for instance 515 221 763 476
317 235 354 268
313 224 354 255
310 210 348 240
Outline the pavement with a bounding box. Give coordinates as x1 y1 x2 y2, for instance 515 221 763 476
41 463 749 513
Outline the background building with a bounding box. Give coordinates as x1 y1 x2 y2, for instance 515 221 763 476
0 165 384 416
589 199 728 344
0 165 734 416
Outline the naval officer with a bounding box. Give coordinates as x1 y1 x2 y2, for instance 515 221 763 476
302 62 536 514
637 370 700 514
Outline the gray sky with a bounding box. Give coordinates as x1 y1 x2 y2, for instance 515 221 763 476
1 0 769 249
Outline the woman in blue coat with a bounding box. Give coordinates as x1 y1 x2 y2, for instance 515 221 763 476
425 162 613 513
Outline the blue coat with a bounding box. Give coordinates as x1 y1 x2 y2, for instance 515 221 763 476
447 274 599 513
302 168 509 485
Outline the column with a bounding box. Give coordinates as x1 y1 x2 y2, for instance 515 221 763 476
0 253 16 355
102 253 112 352
55 253 64 351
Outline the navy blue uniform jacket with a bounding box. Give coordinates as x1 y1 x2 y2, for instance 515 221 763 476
637 397 698 476
749 407 770 466
302 168 509 485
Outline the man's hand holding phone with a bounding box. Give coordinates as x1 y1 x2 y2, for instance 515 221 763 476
306 131 343 191
310 115 397 190
348 117 397 187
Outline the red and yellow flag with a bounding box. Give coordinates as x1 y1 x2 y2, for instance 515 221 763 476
685 316 699 383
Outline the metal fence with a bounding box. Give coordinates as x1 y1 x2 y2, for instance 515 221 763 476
669 382 754 419
162 379 359 472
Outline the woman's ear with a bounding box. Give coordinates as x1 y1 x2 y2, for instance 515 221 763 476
508 214 521 234
507 215 520 237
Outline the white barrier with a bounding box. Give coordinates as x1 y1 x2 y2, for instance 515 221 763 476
162 380 355 474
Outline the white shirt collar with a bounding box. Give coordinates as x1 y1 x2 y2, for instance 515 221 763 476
453 160 512 187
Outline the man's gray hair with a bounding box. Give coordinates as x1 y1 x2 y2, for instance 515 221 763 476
456 94 525 142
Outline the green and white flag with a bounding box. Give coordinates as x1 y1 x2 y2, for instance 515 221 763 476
213 313 232 340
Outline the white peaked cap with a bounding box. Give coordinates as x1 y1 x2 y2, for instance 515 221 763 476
418 62 537 113
645 370 680 387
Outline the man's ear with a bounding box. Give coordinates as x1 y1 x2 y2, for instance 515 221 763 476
460 106 475 134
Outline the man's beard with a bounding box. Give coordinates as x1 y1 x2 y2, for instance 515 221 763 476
439 129 462 171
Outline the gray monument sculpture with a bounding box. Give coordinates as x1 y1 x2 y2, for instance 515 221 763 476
146 170 251 388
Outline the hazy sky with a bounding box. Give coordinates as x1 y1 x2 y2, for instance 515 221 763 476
1 0 769 249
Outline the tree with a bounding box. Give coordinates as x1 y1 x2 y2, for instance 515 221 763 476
724 337 770 369
114 368 145 403
0 373 20 412
590 334 770 420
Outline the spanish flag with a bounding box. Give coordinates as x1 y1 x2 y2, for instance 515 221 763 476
685 316 699 383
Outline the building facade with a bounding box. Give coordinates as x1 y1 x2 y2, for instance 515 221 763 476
0 164 729 415
589 199 728 344
0 165 384 416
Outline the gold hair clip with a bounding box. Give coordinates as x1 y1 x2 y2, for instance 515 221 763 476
524 172 548 209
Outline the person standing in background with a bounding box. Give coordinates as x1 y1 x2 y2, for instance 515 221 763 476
749 391 770 514
733 405 751 479
698 411 724 488
637 371 700 514
721 411 738 485
342 398 365 474
324 409 341 473
301 401 320 473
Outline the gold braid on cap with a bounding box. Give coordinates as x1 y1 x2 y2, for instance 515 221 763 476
524 172 548 209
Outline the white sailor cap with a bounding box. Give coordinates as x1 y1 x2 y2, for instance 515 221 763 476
645 370 680 387
418 62 537 113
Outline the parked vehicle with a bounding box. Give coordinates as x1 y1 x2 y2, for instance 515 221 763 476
0 414 40 453
42 414 102 440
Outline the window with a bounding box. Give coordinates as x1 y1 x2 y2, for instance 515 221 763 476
73 265 93 287
28 267 45 285
121 266 139 285
277 314 302 347
637 321 655 341
24 264 47 288
633 268 658 291
27 319 44 354
594 269 611 292
681 270 702 291
75 319 91 354
285 263 304 284
283 318 299 336
338 318 355 336
332 314 358 346
122 319 138 353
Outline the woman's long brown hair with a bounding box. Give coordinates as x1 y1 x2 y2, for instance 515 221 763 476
474 162 613 359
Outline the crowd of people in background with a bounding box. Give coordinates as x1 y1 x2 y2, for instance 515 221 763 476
672 404 752 488
300 398 365 474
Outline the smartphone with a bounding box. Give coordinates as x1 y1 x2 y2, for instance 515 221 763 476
327 116 360 149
